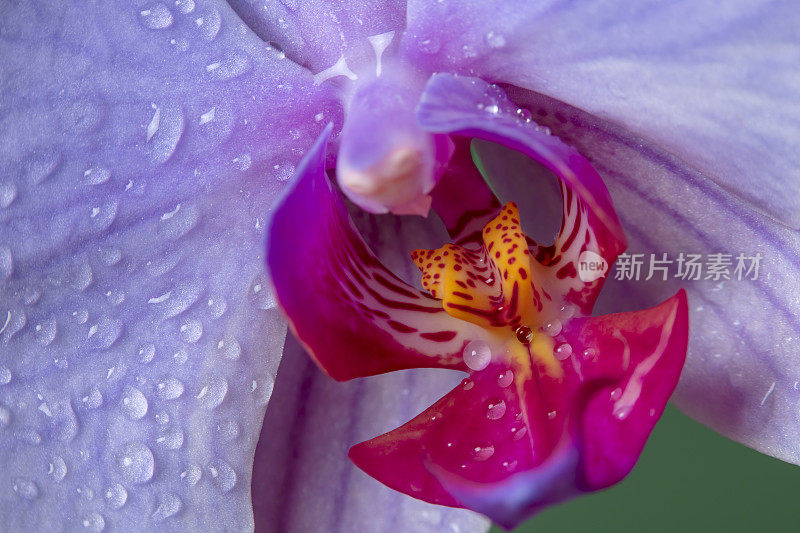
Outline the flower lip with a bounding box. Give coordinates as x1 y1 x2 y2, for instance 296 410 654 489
266 73 688 528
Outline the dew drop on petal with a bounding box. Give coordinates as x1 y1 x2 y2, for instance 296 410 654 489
180 464 202 486
121 386 148 419
497 369 514 388
82 512 105 532
471 445 495 461
104 483 127 509
543 319 562 336
486 399 507 420
614 405 633 420
463 340 491 371
547 410 557 420
610 387 622 401
117 442 154 485
48 456 67 482
555 343 572 361
152 492 182 521
461 378 474 391
157 377 184 400
207 460 237 493
511 424 528 441
12 478 39 500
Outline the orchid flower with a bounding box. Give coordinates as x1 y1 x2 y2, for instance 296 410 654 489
1 1 798 532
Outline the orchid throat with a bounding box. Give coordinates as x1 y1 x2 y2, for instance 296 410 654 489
266 73 689 529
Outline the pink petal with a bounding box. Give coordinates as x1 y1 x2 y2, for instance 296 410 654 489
266 125 484 380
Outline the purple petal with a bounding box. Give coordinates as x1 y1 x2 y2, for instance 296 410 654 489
252 337 490 533
266 125 486 380
227 0 405 75
0 0 333 528
402 0 800 229
507 88 800 465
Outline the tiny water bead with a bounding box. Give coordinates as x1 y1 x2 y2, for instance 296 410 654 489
471 444 495 461
515 325 533 344
497 369 514 388
461 378 474 391
104 483 127 509
555 343 573 361
543 319 562 336
117 442 155 485
463 340 491 371
486 399 507 420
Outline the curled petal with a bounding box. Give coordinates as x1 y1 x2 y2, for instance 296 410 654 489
266 125 486 380
418 73 626 316
562 290 689 488
350 292 687 528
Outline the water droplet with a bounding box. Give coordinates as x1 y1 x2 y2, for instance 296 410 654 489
463 340 491 371
156 427 184 450
610 387 622 401
555 343 572 361
614 405 633 420
216 419 240 442
12 478 39 500
207 50 252 81
419 36 441 54
248 275 276 309
0 366 11 385
502 460 518 471
543 319 562 336
18 426 42 445
196 376 228 410
81 388 103 409
515 326 533 344
547 410 557 420
90 316 123 349
73 309 89 324
82 512 105 532
471 445 495 462
0 405 10 427
483 102 499 115
207 297 227 318
138 343 155 364
83 165 111 185
216 337 241 360
104 483 127 509
179 319 202 343
208 460 237 492
157 377 184 400
485 31 506 48
121 386 148 419
140 4 174 29
0 247 13 280
48 456 67 481
180 464 202 486
175 0 194 14
582 347 597 360
515 108 532 122
35 318 57 346
511 424 528 441
0 181 17 208
497 370 514 388
152 492 182 521
486 399 507 420
461 378 474 391
117 442 155 485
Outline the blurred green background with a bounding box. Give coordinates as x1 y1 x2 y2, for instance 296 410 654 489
493 404 800 533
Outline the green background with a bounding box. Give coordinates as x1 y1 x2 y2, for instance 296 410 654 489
493 404 800 533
